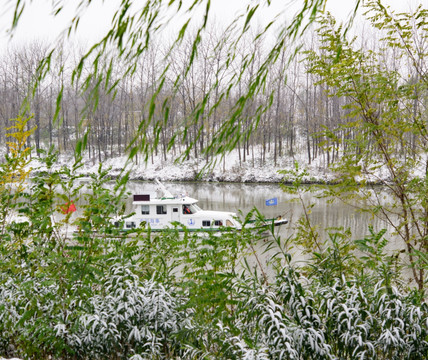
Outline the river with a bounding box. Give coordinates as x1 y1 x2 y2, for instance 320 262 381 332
124 181 408 276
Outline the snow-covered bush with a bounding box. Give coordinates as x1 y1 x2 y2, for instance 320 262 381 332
0 271 77 359
223 269 428 360
67 263 192 359
0 263 193 360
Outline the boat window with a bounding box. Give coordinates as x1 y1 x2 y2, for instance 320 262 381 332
214 220 223 226
156 205 167 215
191 204 202 212
183 204 200 214
173 207 178 213
125 221 136 229
226 220 234 227
202 220 211 227
183 205 192 214
141 205 150 215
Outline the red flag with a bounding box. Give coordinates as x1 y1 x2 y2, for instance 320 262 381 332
61 201 76 214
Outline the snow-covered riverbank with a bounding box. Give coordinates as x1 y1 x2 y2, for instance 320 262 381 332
31 147 415 185
29 149 340 184
13 145 427 185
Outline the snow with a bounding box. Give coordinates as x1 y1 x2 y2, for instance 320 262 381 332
6 139 427 185
25 147 346 184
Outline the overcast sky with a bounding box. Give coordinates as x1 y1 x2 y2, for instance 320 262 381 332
0 0 424 48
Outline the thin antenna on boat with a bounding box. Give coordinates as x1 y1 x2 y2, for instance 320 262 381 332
155 178 174 198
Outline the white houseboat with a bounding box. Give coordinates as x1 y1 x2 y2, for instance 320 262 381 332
122 180 288 232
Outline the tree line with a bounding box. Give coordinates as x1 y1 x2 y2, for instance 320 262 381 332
1 3 425 170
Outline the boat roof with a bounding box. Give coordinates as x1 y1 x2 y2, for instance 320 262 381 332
133 194 198 205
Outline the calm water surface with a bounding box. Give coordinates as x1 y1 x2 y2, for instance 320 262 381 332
125 181 406 275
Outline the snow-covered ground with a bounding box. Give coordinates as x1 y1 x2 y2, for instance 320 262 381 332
29 148 340 183
5 143 428 184
30 146 427 184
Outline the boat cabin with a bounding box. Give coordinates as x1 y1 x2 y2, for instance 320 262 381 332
124 192 239 231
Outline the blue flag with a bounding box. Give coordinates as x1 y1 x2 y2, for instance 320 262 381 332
265 197 278 206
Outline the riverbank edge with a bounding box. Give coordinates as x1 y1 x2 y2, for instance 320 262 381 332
32 169 389 187
26 150 396 186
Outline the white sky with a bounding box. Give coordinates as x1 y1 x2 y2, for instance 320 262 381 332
0 0 424 48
